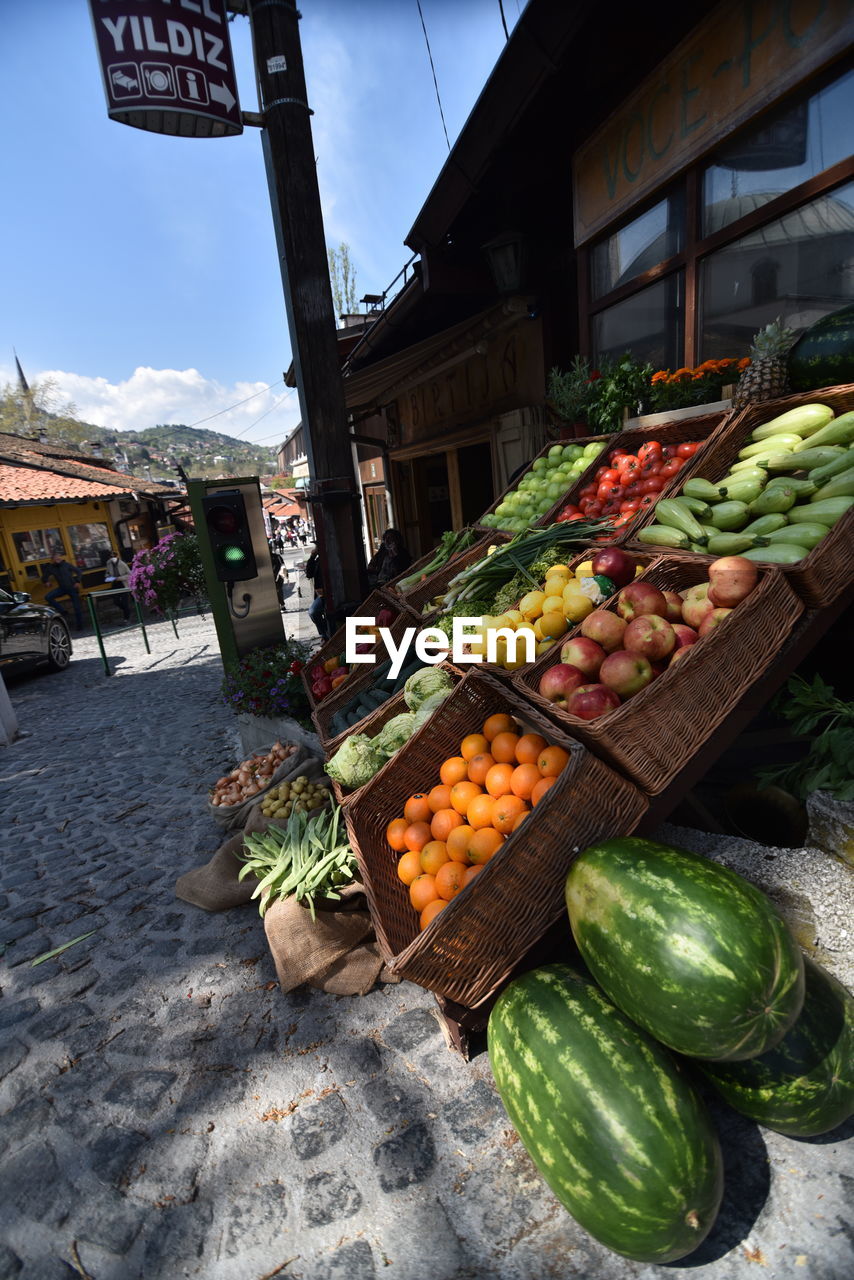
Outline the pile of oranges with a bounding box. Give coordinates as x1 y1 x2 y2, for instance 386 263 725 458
385 712 570 932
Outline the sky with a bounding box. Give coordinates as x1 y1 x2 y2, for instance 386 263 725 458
0 0 522 450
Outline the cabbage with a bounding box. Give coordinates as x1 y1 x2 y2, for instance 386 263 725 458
325 734 385 789
411 688 452 732
403 665 454 710
373 712 417 758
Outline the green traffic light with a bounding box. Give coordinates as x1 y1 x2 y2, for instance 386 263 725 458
223 545 246 563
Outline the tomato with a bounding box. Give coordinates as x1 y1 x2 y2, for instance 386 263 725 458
622 482 642 499
615 453 640 474
639 493 658 509
661 444 678 460
595 465 611 480
600 468 622 484
609 449 629 461
640 458 662 476
597 482 623 502
567 512 588 522
578 496 596 513
559 503 580 517
585 500 604 517
601 500 622 516
677 441 701 458
660 458 685 479
640 476 665 495
611 512 633 527
620 498 642 513
638 441 662 464
579 483 598 499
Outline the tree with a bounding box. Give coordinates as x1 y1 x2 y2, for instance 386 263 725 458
0 376 82 441
328 241 357 318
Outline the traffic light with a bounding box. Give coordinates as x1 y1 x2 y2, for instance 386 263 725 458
202 490 258 582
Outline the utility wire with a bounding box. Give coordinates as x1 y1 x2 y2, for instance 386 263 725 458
416 0 451 152
498 0 509 40
181 378 284 429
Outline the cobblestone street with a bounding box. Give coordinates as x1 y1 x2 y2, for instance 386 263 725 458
0 607 852 1280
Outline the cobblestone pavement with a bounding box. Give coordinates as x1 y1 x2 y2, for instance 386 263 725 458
1 608 852 1280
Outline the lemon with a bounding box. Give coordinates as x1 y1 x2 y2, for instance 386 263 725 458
541 593 564 615
562 583 594 622
491 613 516 631
504 609 524 626
519 590 546 620
574 560 594 577
539 610 569 641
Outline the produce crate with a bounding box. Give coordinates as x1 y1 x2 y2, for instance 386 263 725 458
344 670 648 1007
513 555 804 795
625 384 854 608
397 533 509 623
381 530 485 602
474 434 609 533
301 589 416 712
325 664 463 809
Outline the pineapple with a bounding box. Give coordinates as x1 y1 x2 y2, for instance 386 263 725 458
732 317 795 409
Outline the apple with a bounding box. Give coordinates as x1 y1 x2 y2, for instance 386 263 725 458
698 606 733 637
599 650 654 698
591 546 636 589
559 636 606 679
708 556 759 607
681 583 715 630
538 663 586 706
662 590 684 623
376 606 397 628
623 614 676 661
616 581 669 621
669 644 694 668
566 682 622 720
580 609 627 653
671 623 699 650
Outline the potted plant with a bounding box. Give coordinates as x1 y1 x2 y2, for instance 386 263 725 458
546 356 603 437
587 353 654 433
649 358 750 413
128 532 207 615
222 638 322 756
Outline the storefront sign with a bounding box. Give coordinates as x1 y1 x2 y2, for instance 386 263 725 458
572 0 851 245
88 0 242 137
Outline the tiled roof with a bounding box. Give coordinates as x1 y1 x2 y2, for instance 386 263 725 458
0 435 177 499
0 462 134 505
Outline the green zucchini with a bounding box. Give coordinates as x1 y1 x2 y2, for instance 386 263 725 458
808 448 854 486
682 477 723 504
765 446 846 473
810 466 854 502
749 403 834 440
790 495 854 526
742 513 789 536
654 498 708 543
793 411 854 452
764 475 817 498
742 544 810 563
716 476 765 503
706 532 769 556
764 523 828 549
748 485 797 516
709 500 750 531
679 495 714 520
635 525 691 550
738 433 803 459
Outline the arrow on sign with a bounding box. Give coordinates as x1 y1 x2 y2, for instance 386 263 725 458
210 81 237 113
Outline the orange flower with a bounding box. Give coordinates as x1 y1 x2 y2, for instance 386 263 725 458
651 370 669 383
738 357 751 370
672 367 692 380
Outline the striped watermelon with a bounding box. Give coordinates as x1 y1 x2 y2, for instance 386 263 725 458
488 964 723 1263
696 956 854 1136
565 838 804 1061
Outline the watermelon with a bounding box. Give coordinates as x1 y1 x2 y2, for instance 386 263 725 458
696 956 854 1136
565 838 804 1061
488 964 723 1263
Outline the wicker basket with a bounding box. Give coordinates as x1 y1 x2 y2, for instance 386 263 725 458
382 531 485 601
395 533 509 623
344 671 648 1007
513 555 804 795
474 434 610 533
625 385 854 608
301 589 415 711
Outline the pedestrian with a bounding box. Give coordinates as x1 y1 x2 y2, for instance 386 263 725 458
367 527 412 587
269 542 286 607
304 544 330 640
104 551 132 622
42 551 84 629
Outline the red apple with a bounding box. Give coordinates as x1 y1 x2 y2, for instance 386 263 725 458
591 546 636 589
708 556 759 607
599 650 654 698
671 623 699 650
698 606 733 637
538 663 586 706
681 583 715 630
669 644 694 668
566 682 622 720
662 590 684 623
580 609 627 654
559 636 606 679
376 606 397 627
623 614 676 662
616 581 669 621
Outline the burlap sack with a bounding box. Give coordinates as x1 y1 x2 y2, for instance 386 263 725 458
262 883 385 995
208 743 330 831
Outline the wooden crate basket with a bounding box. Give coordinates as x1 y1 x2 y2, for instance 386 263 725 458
396 533 509 623
625 384 854 608
513 555 804 796
474 434 609 533
381 530 486 603
344 670 648 1007
301 589 415 711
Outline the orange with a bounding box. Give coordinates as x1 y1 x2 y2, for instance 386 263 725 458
462 864 484 886
410 873 439 913
492 794 529 833
510 763 541 800
435 861 466 900
446 825 475 863
538 745 570 777
514 733 548 765
403 821 432 853
396 849 423 885
511 810 530 832
468 827 504 864
450 780 483 816
440 755 469 787
466 792 496 830
485 762 514 798
531 775 557 806
467 752 495 786
386 818 409 852
420 898 447 930
460 732 489 761
403 793 432 825
482 712 517 742
431 807 464 842
491 731 521 764
428 783 452 813
420 840 450 875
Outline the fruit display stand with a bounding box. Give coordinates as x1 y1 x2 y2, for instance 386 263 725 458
474 434 609 533
625 384 854 609
380 532 486 604
397 533 510 624
301 588 417 711
342 670 648 1008
514 556 804 795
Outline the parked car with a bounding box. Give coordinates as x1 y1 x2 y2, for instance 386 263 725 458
0 587 72 673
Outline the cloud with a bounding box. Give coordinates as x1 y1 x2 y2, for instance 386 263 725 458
1 364 301 447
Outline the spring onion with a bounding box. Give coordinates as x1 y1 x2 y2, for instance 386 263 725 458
442 520 611 608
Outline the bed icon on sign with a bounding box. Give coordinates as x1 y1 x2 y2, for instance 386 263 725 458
140 63 176 99
176 67 209 105
108 63 141 99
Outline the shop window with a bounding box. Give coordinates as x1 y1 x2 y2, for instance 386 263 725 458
591 193 684 299
593 273 684 370
67 522 113 569
12 528 64 563
702 70 854 237
699 180 854 359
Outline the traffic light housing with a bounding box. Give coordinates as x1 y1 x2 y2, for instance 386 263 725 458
202 490 259 582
